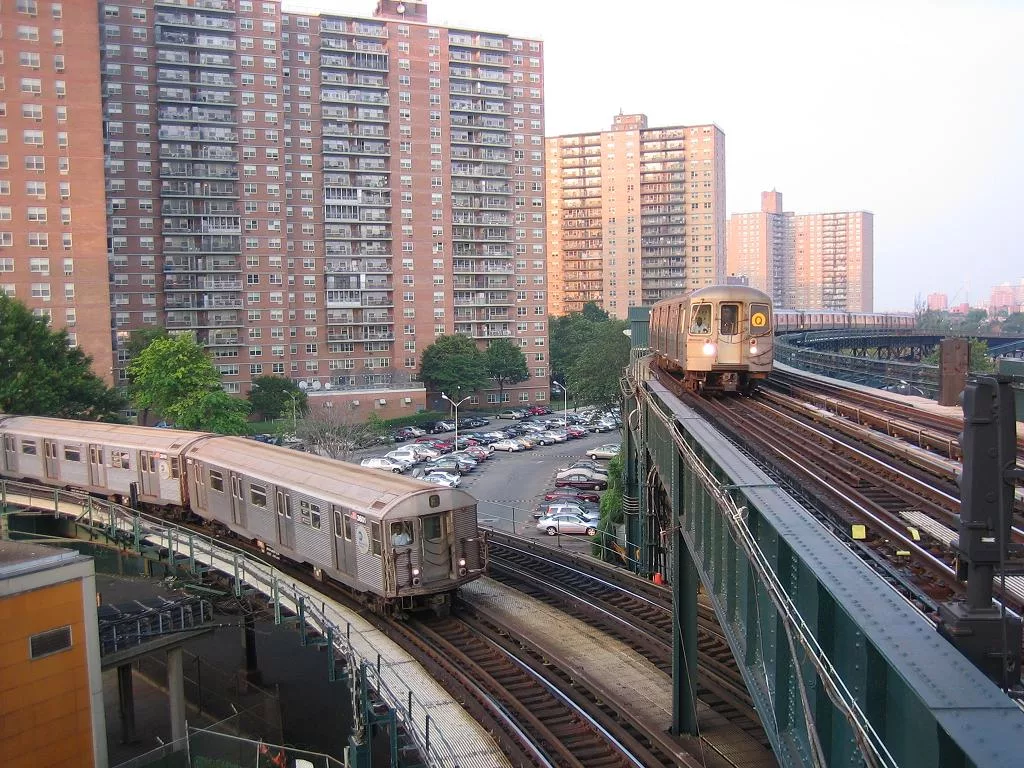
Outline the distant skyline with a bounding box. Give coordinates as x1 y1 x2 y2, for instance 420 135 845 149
289 0 1023 311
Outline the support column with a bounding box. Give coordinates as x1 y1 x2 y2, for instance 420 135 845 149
117 663 137 745
672 458 699 736
167 646 186 747
240 610 262 687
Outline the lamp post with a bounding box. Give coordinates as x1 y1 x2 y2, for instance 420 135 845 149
287 392 299 432
441 392 471 448
552 381 568 428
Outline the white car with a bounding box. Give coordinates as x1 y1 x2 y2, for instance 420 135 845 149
409 444 441 460
491 439 522 452
423 470 461 487
360 456 406 473
385 449 419 468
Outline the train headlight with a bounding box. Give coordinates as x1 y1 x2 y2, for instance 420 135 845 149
458 557 467 576
702 342 717 356
749 340 758 355
411 568 420 577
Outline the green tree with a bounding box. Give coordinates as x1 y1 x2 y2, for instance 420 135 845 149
166 388 251 435
248 375 307 422
956 308 988 335
549 312 598 385
923 338 995 374
581 301 610 322
485 338 529 403
126 327 170 359
568 320 631 407
418 334 488 397
592 453 625 559
127 333 249 432
999 312 1024 334
0 294 125 420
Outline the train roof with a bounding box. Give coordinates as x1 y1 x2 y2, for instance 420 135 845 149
187 437 476 519
650 285 772 309
0 415 212 453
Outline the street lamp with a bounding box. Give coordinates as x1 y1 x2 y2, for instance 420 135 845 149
552 381 568 427
441 392 471 448
287 391 299 431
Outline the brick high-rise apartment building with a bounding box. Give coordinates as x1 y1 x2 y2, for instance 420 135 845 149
99 0 549 410
545 113 725 320
0 0 114 381
727 191 874 312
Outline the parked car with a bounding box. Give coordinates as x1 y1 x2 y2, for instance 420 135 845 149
559 460 608 475
423 457 470 475
543 488 602 504
533 501 600 520
360 457 405 474
384 449 419 468
492 439 522 452
565 426 588 439
528 405 552 416
408 444 441 461
423 471 461 488
462 416 490 428
430 420 456 434
535 513 598 537
554 471 608 491
497 409 527 420
396 426 426 439
588 444 621 460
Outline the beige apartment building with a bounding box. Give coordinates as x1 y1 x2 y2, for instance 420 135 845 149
726 191 874 312
0 0 114 382
98 0 549 408
546 113 725 320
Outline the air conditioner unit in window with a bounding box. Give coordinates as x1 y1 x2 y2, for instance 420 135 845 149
378 398 386 405
351 400 360 406
403 397 412 404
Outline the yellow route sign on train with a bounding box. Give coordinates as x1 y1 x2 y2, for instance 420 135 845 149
751 311 768 328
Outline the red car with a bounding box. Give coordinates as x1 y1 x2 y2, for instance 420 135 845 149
413 437 453 452
528 405 552 416
565 426 588 439
543 488 601 504
554 472 608 491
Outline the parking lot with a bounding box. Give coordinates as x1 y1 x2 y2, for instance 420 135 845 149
351 412 622 555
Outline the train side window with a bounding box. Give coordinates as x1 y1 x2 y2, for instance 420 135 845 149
391 521 413 546
249 484 267 507
110 450 130 469
21 440 38 455
344 515 352 541
720 303 739 335
4 436 14 452
64 446 82 462
749 303 771 336
334 510 344 538
370 521 382 556
690 303 711 334
299 499 321 529
209 470 224 492
170 458 180 478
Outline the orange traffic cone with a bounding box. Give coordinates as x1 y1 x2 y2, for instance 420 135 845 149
653 573 664 585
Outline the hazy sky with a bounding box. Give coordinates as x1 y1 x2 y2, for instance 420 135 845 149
291 1 1023 311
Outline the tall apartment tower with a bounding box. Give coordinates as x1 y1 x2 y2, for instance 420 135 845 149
0 0 113 381
727 191 874 312
100 0 549 407
546 113 725 320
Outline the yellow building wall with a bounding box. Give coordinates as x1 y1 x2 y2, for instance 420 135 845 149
0 580 95 768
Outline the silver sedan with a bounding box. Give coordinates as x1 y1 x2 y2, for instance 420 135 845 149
535 513 598 537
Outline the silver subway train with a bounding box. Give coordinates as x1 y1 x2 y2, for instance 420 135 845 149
649 285 774 394
0 415 484 615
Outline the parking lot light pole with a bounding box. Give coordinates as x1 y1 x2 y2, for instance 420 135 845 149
287 392 299 431
552 382 568 427
441 392 471 448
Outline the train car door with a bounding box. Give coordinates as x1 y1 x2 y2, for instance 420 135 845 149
229 473 244 526
667 302 680 362
138 451 158 497
87 445 106 488
2 434 17 474
331 505 349 574
192 463 208 513
276 490 295 551
419 512 451 581
43 439 59 480
718 302 742 365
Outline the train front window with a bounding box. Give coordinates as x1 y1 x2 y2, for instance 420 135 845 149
423 514 443 542
690 303 712 335
750 303 771 336
391 521 413 546
720 304 739 335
